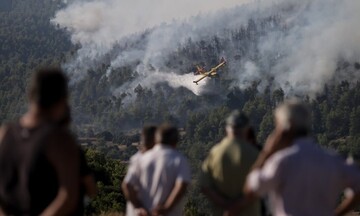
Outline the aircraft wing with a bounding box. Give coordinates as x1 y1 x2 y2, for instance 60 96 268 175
211 61 226 71
193 73 210 85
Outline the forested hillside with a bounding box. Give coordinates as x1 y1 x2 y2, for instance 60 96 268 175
0 0 71 121
1 0 360 215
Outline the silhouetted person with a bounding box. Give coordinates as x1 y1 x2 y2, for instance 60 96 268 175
61 107 97 216
200 111 261 216
229 100 360 216
244 127 269 216
125 124 191 216
77 148 97 215
122 125 157 216
0 68 80 215
246 127 262 151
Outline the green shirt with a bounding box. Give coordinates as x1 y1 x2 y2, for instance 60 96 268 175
200 137 260 216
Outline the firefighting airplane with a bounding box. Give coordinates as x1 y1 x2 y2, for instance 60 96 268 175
193 58 226 85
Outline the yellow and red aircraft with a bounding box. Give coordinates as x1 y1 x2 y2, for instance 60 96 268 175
193 58 226 85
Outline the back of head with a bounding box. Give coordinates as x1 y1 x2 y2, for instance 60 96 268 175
28 68 68 110
275 99 311 136
226 110 250 138
156 124 179 147
226 110 249 128
141 125 157 150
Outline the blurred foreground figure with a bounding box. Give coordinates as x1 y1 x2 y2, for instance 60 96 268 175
0 68 79 215
230 100 360 216
61 108 97 216
125 124 191 216
77 148 97 215
122 125 157 216
200 111 261 216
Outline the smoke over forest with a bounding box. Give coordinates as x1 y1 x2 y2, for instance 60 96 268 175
52 0 360 98
3 1 360 214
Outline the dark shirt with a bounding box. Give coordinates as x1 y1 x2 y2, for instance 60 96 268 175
0 122 59 215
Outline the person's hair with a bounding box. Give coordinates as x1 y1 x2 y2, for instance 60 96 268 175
275 99 311 136
28 68 68 109
226 110 249 129
156 124 179 146
142 125 157 149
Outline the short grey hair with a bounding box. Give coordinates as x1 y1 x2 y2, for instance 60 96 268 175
226 110 249 128
275 99 311 132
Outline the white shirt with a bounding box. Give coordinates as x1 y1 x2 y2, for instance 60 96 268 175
247 138 360 216
127 144 191 216
124 151 143 216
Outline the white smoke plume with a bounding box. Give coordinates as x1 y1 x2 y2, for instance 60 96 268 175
265 0 360 95
113 71 207 97
52 0 360 97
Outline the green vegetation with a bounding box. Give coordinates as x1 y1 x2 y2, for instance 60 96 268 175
1 0 360 214
84 148 127 215
0 0 71 121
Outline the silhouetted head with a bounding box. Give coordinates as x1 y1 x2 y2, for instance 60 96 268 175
225 110 250 139
141 125 157 151
246 127 257 145
58 105 71 127
28 68 69 123
155 124 179 147
274 99 311 138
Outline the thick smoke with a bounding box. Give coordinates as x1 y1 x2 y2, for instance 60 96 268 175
113 71 208 97
52 0 360 97
264 0 360 95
